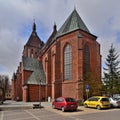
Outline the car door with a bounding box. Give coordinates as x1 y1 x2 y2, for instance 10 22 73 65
87 97 98 108
89 97 97 107
56 97 64 109
53 98 58 108
92 97 99 108
59 98 64 109
87 97 95 107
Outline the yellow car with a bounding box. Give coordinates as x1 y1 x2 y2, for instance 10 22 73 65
84 96 111 110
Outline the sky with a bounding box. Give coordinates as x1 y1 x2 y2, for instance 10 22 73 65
0 0 120 80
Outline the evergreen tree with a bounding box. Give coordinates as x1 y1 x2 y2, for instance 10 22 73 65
103 43 120 96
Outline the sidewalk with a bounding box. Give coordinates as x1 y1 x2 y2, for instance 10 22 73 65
0 100 52 111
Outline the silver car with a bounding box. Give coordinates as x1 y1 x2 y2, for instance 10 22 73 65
109 97 120 107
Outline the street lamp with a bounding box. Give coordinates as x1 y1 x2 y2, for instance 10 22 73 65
39 79 41 108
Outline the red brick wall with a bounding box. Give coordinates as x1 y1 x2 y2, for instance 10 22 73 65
16 74 22 101
59 31 80 99
40 30 101 101
23 86 27 102
28 85 46 102
12 73 22 101
11 79 16 100
22 70 32 84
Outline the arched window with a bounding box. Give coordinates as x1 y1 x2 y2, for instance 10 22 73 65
64 44 72 80
84 44 90 73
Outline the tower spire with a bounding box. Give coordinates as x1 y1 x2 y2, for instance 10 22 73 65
74 4 76 10
33 18 36 32
53 22 57 32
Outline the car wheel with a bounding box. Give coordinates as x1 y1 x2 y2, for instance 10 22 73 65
97 105 101 110
110 104 113 108
52 105 55 109
74 109 77 111
62 107 65 112
84 104 88 108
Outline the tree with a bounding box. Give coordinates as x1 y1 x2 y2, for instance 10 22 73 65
0 75 9 101
84 71 102 99
103 43 120 96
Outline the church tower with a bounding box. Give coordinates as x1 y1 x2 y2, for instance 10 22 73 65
23 22 44 58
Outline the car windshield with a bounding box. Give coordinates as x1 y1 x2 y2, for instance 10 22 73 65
101 98 109 102
114 97 120 101
65 98 75 102
112 97 117 101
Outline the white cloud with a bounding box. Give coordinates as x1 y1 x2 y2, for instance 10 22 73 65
0 0 120 79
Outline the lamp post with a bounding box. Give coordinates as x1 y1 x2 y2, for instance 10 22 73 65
39 79 41 108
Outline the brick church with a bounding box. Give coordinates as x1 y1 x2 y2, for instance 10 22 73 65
12 9 102 102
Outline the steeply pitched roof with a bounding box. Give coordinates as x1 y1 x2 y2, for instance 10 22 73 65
26 22 44 48
38 9 91 56
56 9 90 38
22 56 46 85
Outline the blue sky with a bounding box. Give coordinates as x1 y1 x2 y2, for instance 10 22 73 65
0 0 120 79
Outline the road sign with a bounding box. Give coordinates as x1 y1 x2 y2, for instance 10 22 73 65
86 84 90 92
86 84 90 99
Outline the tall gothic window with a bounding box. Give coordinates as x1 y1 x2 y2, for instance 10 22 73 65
84 44 90 73
64 44 72 80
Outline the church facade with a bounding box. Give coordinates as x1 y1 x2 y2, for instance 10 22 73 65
12 9 102 102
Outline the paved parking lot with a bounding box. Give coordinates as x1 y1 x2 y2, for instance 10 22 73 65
1 109 74 120
0 100 120 120
1 106 118 120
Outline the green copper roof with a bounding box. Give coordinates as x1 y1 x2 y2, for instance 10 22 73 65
23 56 46 85
56 9 90 38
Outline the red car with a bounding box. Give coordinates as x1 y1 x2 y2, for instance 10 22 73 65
52 97 78 112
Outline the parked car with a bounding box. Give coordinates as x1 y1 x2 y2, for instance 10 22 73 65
84 96 111 110
52 97 78 112
109 97 120 107
114 97 120 101
114 96 120 101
